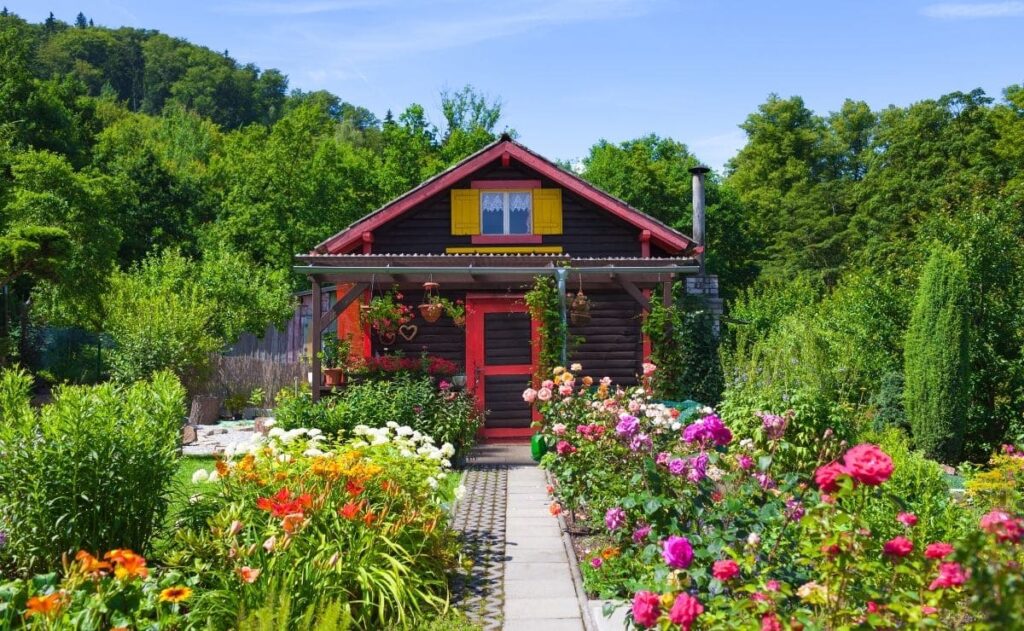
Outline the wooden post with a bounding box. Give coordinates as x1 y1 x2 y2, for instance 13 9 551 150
310 275 322 402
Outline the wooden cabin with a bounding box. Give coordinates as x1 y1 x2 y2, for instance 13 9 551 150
298 135 705 438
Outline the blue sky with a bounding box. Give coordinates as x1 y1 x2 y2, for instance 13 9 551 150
7 0 1024 170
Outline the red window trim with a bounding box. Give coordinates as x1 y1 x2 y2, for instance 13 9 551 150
471 234 543 245
470 179 541 190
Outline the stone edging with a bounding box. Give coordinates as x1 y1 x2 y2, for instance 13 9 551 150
545 468 600 631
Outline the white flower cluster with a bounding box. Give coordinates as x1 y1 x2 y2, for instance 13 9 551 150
642 402 682 431
349 422 455 469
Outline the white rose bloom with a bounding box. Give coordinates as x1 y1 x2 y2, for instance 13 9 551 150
747 532 761 546
440 443 455 458
671 422 681 431
191 469 210 484
386 421 399 429
396 426 414 436
441 459 451 468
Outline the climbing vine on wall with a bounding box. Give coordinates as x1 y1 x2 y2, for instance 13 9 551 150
525 275 565 379
642 288 724 405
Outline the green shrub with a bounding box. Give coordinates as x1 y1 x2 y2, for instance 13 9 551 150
275 377 482 460
0 368 184 574
903 246 970 463
642 295 723 405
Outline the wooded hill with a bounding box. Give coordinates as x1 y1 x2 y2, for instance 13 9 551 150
2 10 1023 462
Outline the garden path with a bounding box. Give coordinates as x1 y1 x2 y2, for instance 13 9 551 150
455 444 591 631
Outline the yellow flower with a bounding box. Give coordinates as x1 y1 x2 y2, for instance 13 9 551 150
159 586 192 603
552 366 565 375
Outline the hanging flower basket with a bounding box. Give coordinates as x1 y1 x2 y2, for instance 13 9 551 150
570 289 592 326
418 281 444 323
378 330 397 345
361 288 413 341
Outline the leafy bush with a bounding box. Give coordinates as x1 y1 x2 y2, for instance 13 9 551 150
904 246 970 463
966 446 1024 515
533 367 1024 629
0 368 184 574
641 296 723 405
275 377 482 460
166 427 459 629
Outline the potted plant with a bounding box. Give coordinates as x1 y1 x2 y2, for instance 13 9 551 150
418 282 444 323
443 297 467 327
319 334 351 387
360 289 413 343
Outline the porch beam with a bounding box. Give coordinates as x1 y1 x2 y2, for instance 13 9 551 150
319 282 370 331
311 275 323 403
662 274 675 308
616 276 652 311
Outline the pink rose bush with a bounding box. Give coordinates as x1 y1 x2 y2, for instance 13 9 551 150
528 366 1024 629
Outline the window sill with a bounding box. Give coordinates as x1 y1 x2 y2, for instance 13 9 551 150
472 235 543 245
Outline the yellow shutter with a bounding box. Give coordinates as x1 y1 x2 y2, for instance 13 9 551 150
532 188 562 234
450 189 480 235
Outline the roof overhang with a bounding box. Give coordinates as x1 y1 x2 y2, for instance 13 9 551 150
314 139 696 256
295 254 697 287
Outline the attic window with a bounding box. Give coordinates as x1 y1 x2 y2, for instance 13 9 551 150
481 191 531 235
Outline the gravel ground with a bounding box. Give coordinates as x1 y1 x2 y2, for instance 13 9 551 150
181 421 263 456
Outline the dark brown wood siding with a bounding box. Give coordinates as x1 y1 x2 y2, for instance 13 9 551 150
370 157 644 257
568 292 644 386
370 291 465 367
484 375 532 428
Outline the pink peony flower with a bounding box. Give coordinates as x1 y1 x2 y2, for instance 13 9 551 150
555 440 576 456
924 542 955 559
631 591 661 628
929 562 968 590
897 512 918 527
883 536 913 558
537 387 553 402
605 507 626 531
712 559 740 581
668 592 703 630
761 613 782 631
843 444 894 486
522 388 537 403
979 510 1024 543
814 461 848 493
662 535 694 569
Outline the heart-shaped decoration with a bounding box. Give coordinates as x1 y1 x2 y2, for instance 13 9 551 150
399 324 418 341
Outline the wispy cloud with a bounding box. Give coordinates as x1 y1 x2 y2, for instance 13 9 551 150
216 0 391 15
921 2 1024 19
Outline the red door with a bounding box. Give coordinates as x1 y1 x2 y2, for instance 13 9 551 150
466 295 539 439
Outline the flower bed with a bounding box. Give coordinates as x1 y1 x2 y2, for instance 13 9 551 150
532 365 1024 629
0 424 462 629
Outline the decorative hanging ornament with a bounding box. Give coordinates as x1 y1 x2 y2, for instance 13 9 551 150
418 281 444 323
570 284 592 326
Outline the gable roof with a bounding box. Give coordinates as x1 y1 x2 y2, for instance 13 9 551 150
314 136 697 255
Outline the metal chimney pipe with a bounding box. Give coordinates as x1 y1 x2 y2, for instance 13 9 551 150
689 165 710 274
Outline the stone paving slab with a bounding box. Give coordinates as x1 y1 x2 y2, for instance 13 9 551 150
504 619 585 631
451 465 507 631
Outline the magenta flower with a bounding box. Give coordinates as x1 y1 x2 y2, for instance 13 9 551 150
590 557 603 569
758 412 788 440
555 440 576 456
632 524 651 543
682 414 732 446
668 458 686 476
605 507 626 531
662 535 694 569
615 415 640 438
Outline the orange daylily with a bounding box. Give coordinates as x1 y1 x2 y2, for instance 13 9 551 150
74 550 111 577
362 511 377 526
25 592 65 618
549 502 563 516
281 513 306 534
159 586 192 603
236 566 261 584
601 546 620 560
346 479 365 497
105 549 148 580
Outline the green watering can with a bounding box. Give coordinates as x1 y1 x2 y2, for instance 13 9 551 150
531 433 551 462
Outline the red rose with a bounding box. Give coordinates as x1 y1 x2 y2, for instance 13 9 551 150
897 512 918 527
980 510 1024 543
814 461 848 493
631 591 661 628
925 542 954 559
668 592 703 630
929 562 967 590
712 559 740 582
843 444 894 486
883 536 913 558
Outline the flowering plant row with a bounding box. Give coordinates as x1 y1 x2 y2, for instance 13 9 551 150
531 365 1024 629
0 423 462 629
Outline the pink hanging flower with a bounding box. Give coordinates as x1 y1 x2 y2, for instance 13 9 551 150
630 591 661 628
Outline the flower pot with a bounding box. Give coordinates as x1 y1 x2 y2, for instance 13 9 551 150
419 302 444 323
378 330 396 345
452 374 467 388
323 368 345 387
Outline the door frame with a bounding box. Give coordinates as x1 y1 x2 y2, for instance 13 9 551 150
465 293 541 439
